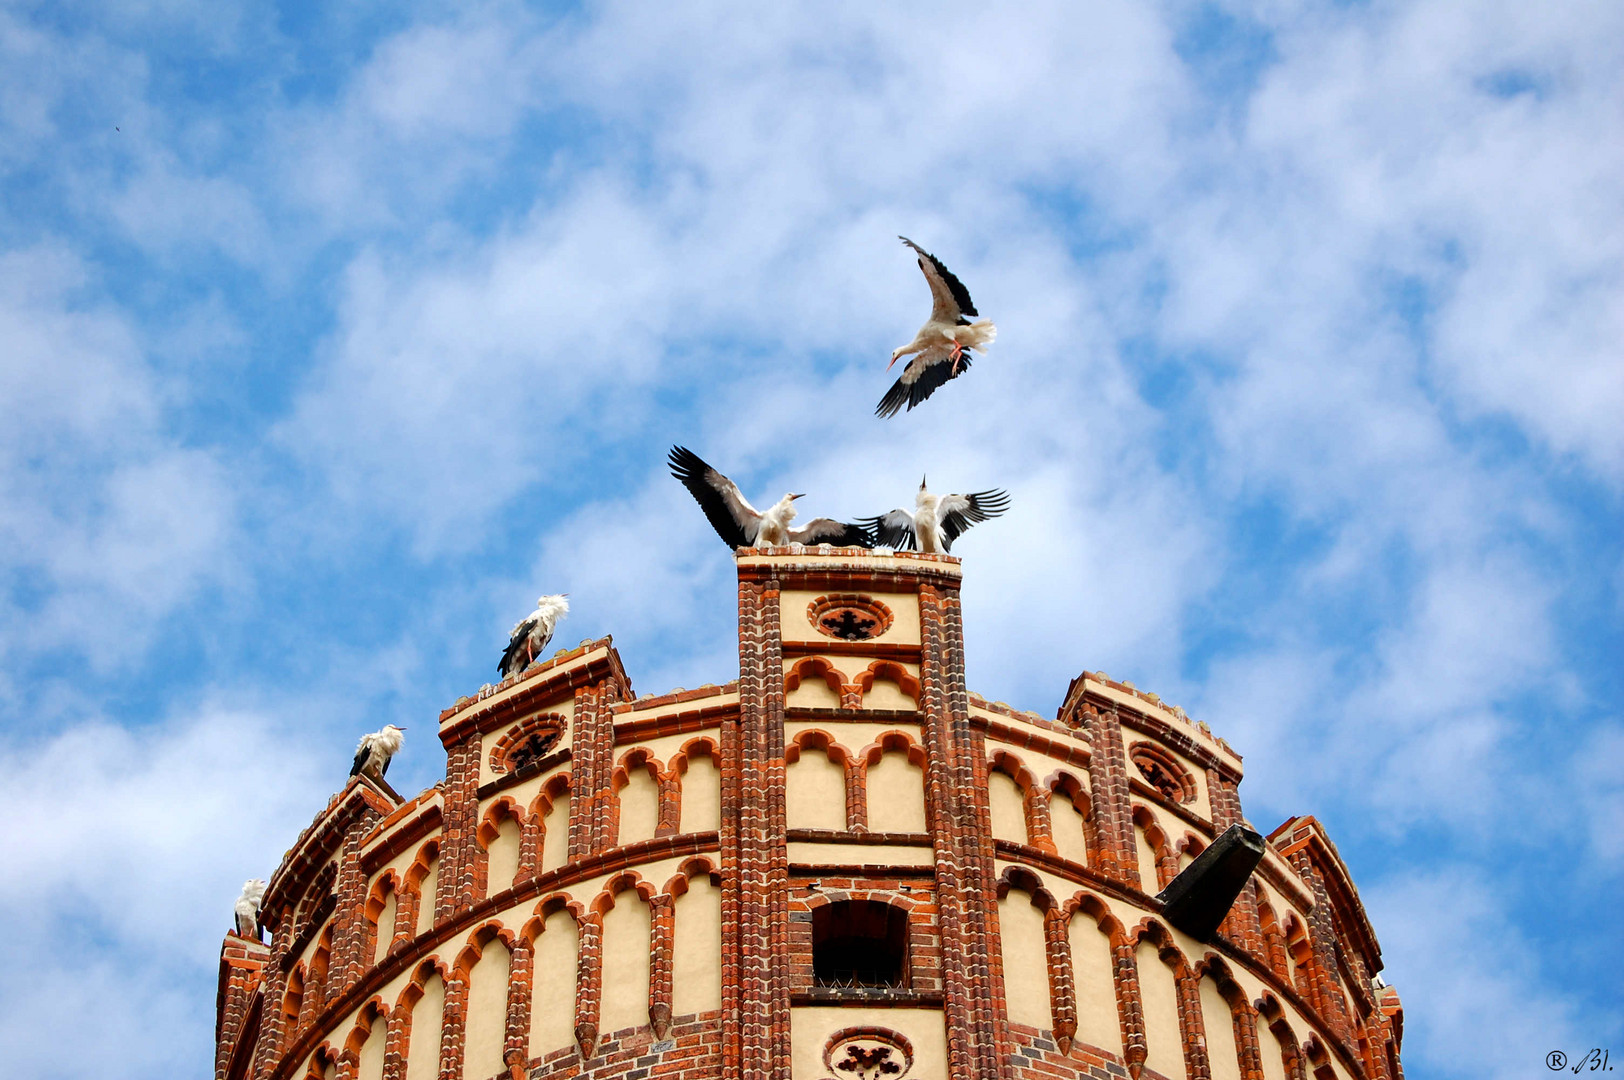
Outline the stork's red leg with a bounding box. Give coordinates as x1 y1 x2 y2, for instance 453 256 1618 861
950 342 964 376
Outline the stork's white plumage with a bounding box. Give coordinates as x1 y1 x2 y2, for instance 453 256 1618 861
878 237 997 417
861 476 1011 554
669 446 876 550
350 724 406 780
234 878 266 939
498 594 570 679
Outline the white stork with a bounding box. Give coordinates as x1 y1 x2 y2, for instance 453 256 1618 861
669 446 875 550
861 476 1011 554
234 879 266 939
350 724 406 781
498 594 570 679
878 237 997 418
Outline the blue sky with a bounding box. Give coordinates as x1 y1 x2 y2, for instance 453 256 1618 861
0 2 1619 1077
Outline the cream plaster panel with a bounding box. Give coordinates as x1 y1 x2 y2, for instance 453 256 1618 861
485 817 522 895
972 706 1070 741
617 766 661 846
790 1006 946 1080
563 857 692 908
992 861 1121 919
787 747 847 830
477 698 575 787
613 730 719 763
540 793 570 874
788 720 922 756
866 750 928 832
673 874 723 1016
1135 823 1165 894
616 692 737 730
416 857 440 936
1049 791 1090 866
998 890 1052 1030
1068 910 1121 1056
373 891 398 965
482 771 550 821
862 672 917 710
680 751 721 834
779 589 922 646
600 892 652 1034
989 772 1027 845
1144 803 1202 867
985 738 1088 794
367 825 442 886
357 1014 387 1080
1137 940 1187 1079
786 674 843 710
1202 977 1243 1080
1260 1020 1292 1080
463 940 511 1080
787 841 933 866
529 910 577 1058
403 974 444 1080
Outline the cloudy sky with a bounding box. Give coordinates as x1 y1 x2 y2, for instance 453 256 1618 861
1 2 1619 1077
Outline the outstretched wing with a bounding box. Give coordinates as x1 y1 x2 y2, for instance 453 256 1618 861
668 446 758 548
787 518 876 548
937 489 1011 550
900 236 979 321
348 737 371 777
876 344 969 418
858 509 917 550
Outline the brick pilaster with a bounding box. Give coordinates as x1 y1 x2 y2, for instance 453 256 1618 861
1087 709 1140 889
919 581 1009 1080
725 572 792 1080
216 934 269 1080
437 740 481 921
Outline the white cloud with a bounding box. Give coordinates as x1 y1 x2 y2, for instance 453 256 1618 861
0 707 328 1078
0 245 237 673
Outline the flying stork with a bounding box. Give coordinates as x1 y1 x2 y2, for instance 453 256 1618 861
861 476 1011 554
350 724 406 781
668 446 876 550
878 237 997 418
498 594 570 680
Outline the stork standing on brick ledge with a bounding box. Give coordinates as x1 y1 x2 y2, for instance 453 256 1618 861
233 879 266 939
498 593 570 679
669 446 876 550
350 724 406 781
861 476 1011 553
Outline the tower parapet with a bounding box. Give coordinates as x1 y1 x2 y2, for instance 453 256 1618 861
217 549 1402 1080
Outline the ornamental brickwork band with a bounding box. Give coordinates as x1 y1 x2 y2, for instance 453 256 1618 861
215 548 1403 1080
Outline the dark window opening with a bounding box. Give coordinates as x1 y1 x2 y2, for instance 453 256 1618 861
813 900 908 988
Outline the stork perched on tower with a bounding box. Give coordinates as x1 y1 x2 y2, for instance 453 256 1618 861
350 724 406 782
498 594 570 680
861 477 1011 554
669 446 875 550
878 237 997 418
234 879 266 939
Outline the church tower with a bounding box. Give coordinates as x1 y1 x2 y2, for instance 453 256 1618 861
216 548 1403 1080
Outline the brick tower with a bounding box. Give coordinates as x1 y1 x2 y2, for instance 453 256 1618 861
216 548 1403 1080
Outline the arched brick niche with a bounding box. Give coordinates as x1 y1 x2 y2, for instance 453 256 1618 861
488 713 567 776
1129 742 1197 804
807 594 894 642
